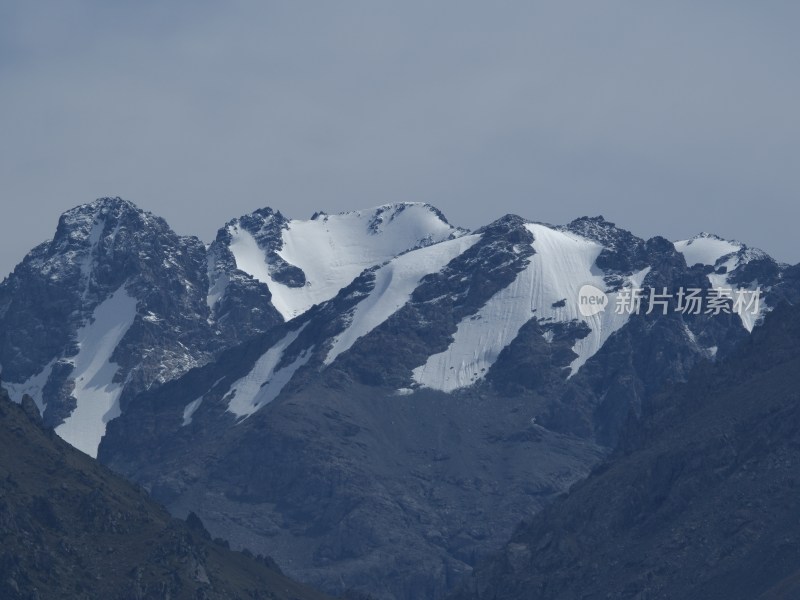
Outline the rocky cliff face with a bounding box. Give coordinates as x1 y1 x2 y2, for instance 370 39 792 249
205 207 288 345
0 198 218 455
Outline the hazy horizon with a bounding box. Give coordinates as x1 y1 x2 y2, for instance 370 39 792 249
3 1 799 277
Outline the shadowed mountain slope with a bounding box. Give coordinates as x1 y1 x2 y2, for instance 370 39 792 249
0 386 331 600
451 301 800 600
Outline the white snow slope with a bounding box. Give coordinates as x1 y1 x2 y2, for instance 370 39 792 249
3 360 56 414
708 251 769 333
675 234 766 332
56 286 138 457
225 324 310 419
182 376 226 426
227 204 458 320
413 224 649 392
324 234 481 366
674 233 742 267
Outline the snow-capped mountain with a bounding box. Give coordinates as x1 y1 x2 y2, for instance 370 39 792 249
0 199 466 456
674 232 778 332
207 203 463 322
94 207 789 599
1 198 794 599
0 198 217 455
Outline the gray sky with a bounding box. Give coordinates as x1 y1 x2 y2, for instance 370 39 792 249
2 1 799 279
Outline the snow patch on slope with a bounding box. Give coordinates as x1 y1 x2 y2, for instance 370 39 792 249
674 234 741 267
569 268 651 374
78 218 106 299
182 376 227 426
182 396 204 426
56 286 138 457
676 234 768 333
525 224 650 375
205 247 229 310
324 234 481 365
3 359 56 414
707 254 766 333
707 255 739 289
412 224 649 392
229 204 458 320
81 219 105 275
228 227 272 283
225 325 310 418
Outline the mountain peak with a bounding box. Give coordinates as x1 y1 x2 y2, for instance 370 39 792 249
568 214 612 226
565 215 619 236
687 231 738 242
324 202 458 232
62 196 143 223
478 213 528 231
562 216 647 263
52 197 166 252
1 197 214 455
210 201 462 321
674 232 744 267
88 195 138 211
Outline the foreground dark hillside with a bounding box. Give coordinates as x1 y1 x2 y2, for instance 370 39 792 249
452 301 800 599
0 387 330 600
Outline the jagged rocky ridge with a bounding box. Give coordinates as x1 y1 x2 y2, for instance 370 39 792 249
95 207 787 599
0 384 331 600
0 198 459 456
1 198 793 599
